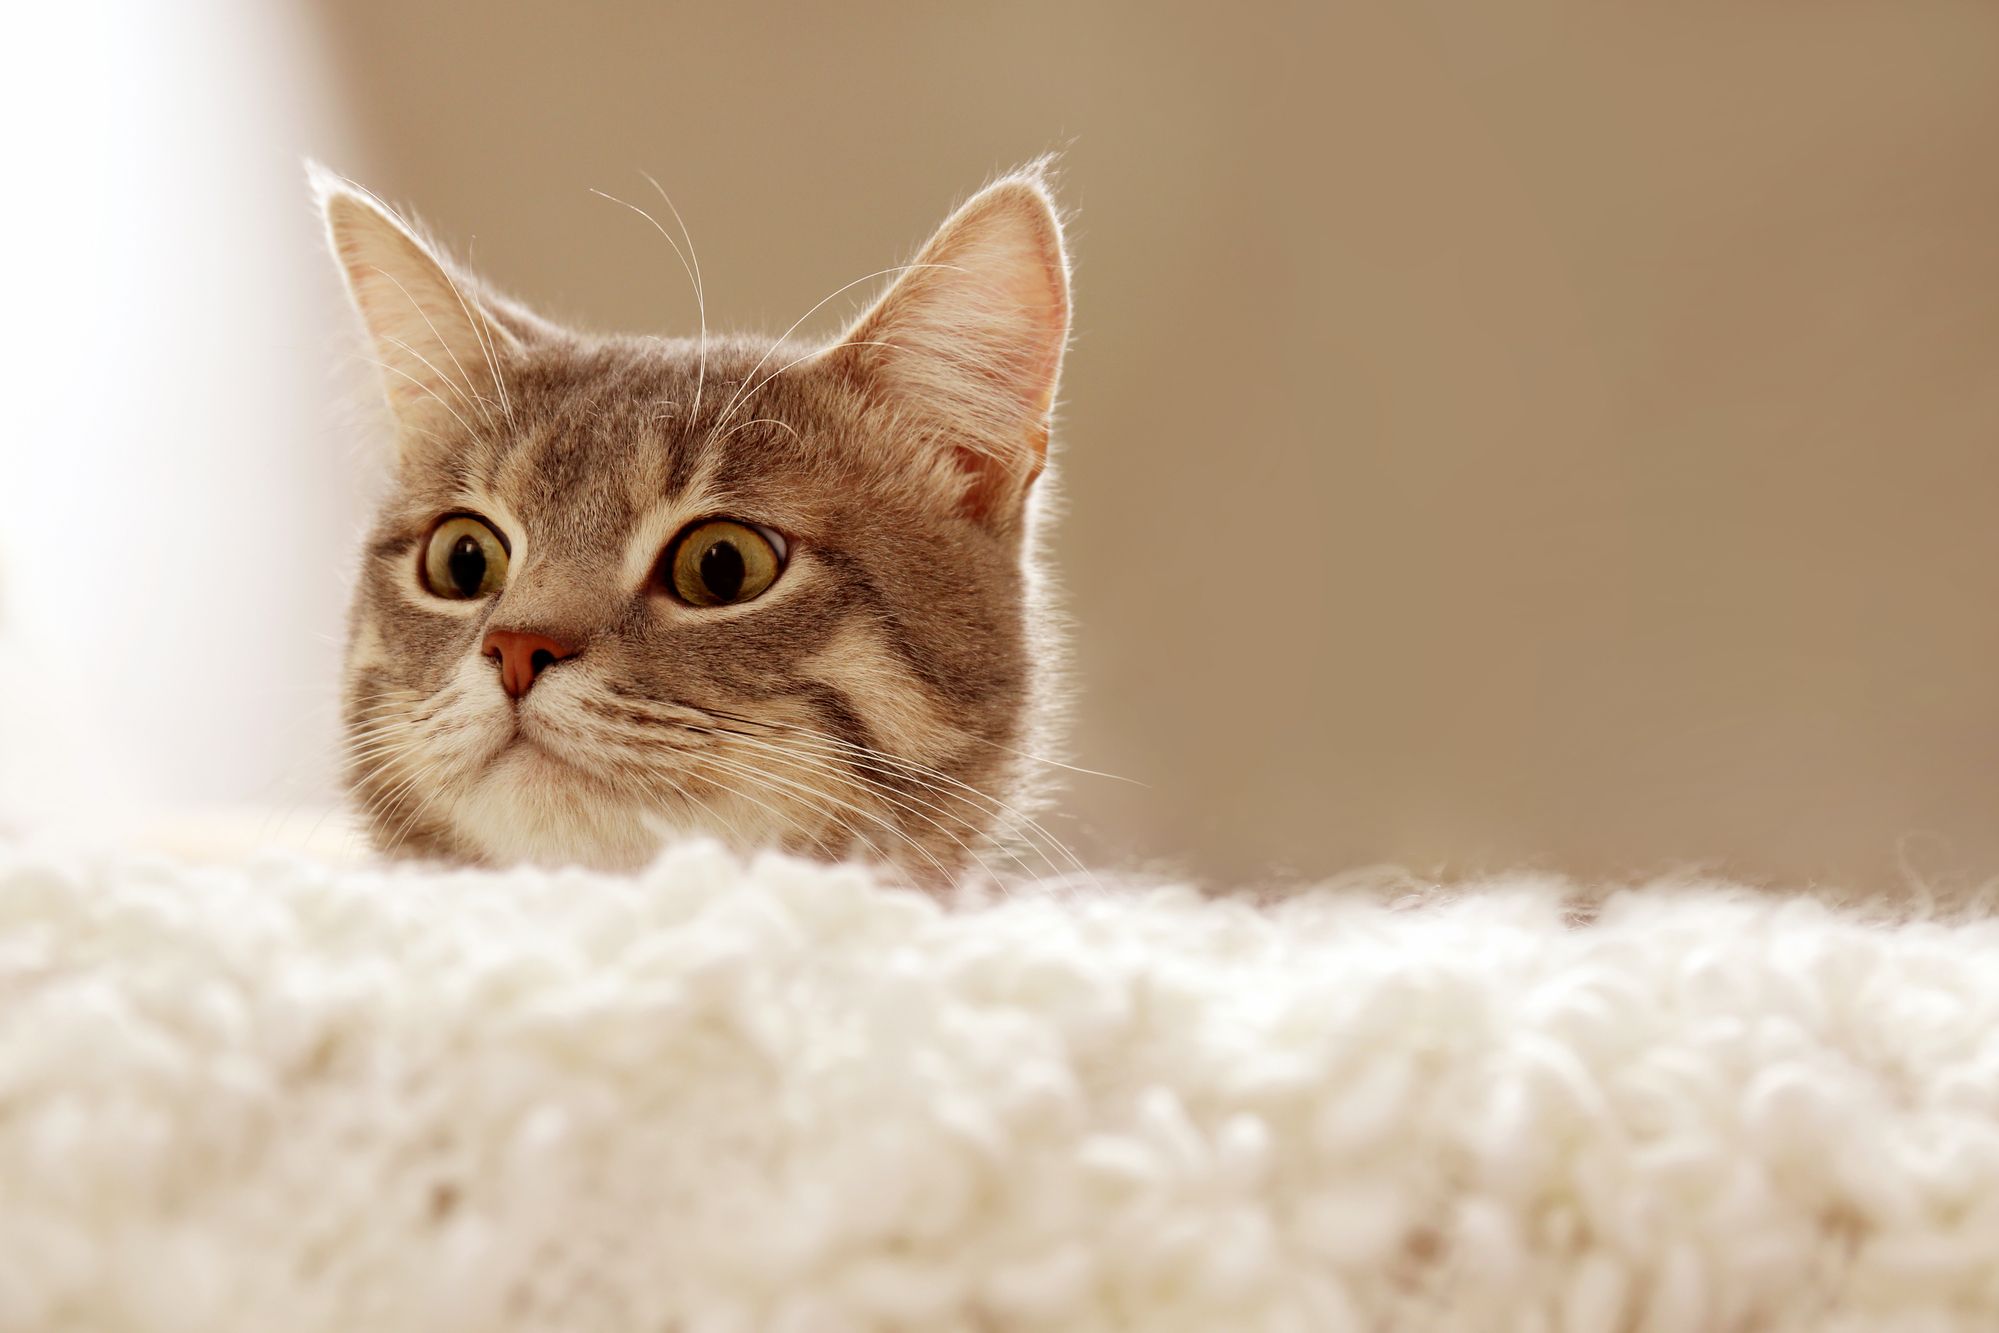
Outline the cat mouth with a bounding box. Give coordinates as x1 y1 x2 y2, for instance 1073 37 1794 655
498 716 592 776
504 726 564 763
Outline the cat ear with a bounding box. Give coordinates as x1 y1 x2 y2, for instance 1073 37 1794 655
311 163 515 455
825 166 1071 531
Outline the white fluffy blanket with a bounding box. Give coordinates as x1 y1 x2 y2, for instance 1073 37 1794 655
4 842 1999 1331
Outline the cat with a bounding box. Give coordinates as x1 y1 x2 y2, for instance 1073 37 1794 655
316 162 1073 885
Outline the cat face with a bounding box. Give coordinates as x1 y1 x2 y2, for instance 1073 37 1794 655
317 166 1070 881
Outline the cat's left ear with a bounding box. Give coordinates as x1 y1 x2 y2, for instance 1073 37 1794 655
310 163 517 462
824 165 1071 533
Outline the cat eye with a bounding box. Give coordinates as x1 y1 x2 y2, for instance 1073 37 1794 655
663 519 786 607
420 514 511 600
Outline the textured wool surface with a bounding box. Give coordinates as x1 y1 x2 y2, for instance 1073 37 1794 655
4 842 1999 1331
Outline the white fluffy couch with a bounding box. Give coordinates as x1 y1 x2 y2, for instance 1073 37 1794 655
4 840 1999 1331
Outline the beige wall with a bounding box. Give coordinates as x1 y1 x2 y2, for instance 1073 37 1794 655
312 0 1999 889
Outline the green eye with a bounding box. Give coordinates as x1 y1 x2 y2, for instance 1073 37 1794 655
421 515 510 599
666 519 785 607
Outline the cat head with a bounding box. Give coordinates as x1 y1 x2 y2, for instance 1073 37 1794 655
316 163 1072 882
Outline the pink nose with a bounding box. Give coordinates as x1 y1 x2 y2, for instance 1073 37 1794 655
482 629 578 699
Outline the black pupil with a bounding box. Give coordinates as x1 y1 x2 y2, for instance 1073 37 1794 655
699 539 746 601
447 534 486 597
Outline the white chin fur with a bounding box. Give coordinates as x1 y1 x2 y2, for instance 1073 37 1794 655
450 750 662 871
389 658 650 872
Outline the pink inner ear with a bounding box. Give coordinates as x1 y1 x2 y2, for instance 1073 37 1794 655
952 422 1050 524
828 176 1070 528
979 236 1069 412
885 215 1065 403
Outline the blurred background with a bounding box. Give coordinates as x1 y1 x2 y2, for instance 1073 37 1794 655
4 0 1996 889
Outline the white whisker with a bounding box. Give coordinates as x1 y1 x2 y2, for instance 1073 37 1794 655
693 748 940 882
642 172 707 426
353 355 482 442
447 235 516 432
591 182 707 428
701 726 1016 886
708 712 1099 893
709 417 804 449
721 341 899 431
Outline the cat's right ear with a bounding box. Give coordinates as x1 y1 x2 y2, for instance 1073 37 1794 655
310 163 514 456
819 165 1071 536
